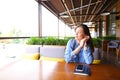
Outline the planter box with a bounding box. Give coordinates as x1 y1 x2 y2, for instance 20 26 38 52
93 48 100 60
40 45 66 58
21 45 40 60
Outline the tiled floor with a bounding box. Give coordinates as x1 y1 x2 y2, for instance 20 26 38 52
101 50 120 68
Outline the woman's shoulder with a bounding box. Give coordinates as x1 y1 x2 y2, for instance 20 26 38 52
68 39 76 43
67 39 75 44
68 39 77 46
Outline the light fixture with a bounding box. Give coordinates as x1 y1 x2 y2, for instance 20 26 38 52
100 11 110 16
60 14 69 18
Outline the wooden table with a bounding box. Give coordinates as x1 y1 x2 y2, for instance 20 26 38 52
0 59 120 80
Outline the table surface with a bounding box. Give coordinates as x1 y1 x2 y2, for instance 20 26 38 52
0 59 120 80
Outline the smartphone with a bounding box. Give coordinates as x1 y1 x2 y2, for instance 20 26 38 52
75 65 83 71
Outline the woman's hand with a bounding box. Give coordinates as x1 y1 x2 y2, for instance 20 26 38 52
79 36 89 48
74 36 89 55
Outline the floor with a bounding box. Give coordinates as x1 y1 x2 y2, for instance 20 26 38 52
100 49 120 69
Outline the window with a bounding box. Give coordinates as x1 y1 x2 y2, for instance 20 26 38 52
0 0 38 37
108 8 116 36
42 6 58 37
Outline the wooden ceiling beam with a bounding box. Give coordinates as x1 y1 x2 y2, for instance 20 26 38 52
61 0 75 26
80 0 83 23
84 0 92 21
59 0 102 15
70 0 77 25
89 0 107 21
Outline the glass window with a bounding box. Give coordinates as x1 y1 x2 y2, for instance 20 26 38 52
42 6 58 37
0 0 38 37
108 8 116 36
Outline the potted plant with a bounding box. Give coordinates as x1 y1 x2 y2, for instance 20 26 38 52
92 38 102 63
25 36 70 61
92 38 101 48
26 36 69 46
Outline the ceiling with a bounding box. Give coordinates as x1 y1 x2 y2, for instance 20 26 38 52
36 0 118 27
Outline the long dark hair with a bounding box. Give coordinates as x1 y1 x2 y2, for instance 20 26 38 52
75 24 94 52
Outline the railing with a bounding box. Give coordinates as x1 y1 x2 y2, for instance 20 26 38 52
0 37 30 44
0 37 30 39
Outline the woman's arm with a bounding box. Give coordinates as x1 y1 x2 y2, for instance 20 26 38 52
64 39 77 63
83 46 94 64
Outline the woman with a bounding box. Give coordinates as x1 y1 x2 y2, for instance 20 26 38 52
64 24 94 64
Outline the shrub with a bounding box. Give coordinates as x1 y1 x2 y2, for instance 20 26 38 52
26 37 70 46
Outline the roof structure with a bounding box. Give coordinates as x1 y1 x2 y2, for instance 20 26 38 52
37 0 118 27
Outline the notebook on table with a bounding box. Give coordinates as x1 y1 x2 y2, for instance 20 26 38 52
73 64 91 76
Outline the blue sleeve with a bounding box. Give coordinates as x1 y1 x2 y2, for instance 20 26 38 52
64 39 76 63
83 46 94 64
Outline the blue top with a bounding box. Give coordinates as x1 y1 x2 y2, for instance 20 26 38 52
64 39 93 64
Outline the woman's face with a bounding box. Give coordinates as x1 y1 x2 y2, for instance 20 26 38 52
75 27 85 41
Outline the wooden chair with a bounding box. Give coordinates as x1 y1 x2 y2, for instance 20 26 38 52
117 45 120 61
107 40 119 60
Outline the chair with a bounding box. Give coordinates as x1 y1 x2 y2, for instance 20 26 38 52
107 40 119 60
117 45 120 61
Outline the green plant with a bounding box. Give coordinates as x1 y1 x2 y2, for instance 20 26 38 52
44 37 57 45
26 37 69 45
26 37 41 45
92 38 101 48
99 35 116 41
64 36 74 40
